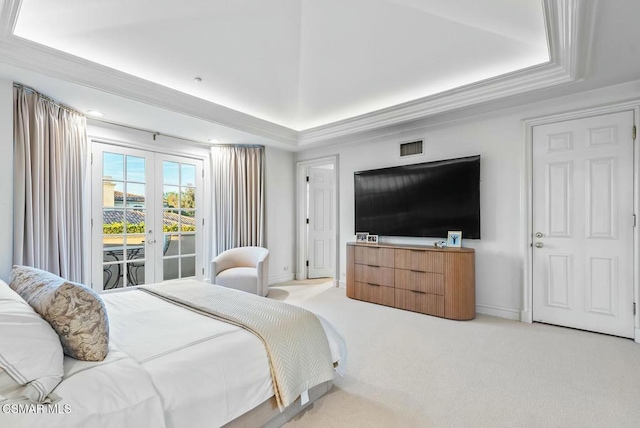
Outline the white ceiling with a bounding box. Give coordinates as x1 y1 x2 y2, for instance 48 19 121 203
13 0 548 131
1 1 639 149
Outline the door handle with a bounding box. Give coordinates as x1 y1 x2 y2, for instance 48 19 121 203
535 242 544 248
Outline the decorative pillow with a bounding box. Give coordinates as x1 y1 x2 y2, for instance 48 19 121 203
0 280 63 402
10 266 109 362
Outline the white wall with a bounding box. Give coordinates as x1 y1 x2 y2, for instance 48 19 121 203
296 79 640 319
0 79 12 281
265 146 296 284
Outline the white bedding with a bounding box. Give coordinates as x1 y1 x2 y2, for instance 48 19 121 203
104 285 345 427
2 281 346 428
1 349 166 428
103 288 274 427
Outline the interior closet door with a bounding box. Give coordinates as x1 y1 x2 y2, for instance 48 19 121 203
307 166 335 278
532 111 635 338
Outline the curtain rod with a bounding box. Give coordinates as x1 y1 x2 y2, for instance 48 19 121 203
14 83 263 149
89 117 263 149
13 82 84 117
210 144 264 149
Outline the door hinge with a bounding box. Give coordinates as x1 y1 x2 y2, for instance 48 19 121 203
634 214 637 227
306 260 309 267
202 218 205 225
634 302 636 316
633 125 637 140
91 218 93 227
202 169 204 178
306 176 309 182
91 153 93 164
306 218 309 224
202 268 205 275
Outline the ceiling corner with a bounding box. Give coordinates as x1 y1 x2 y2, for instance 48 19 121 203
297 0 596 147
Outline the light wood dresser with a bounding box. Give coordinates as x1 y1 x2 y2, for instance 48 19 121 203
346 242 475 320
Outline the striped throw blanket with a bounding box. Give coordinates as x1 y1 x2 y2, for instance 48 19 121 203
139 280 335 409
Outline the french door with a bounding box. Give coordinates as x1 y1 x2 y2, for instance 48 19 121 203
91 143 204 291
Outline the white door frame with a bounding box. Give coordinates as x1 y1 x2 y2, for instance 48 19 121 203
296 155 339 284
522 101 640 342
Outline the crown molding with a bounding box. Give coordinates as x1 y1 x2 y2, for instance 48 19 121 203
0 0 299 146
0 0 595 149
298 0 596 146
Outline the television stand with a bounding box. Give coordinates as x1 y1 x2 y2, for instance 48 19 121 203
346 242 475 320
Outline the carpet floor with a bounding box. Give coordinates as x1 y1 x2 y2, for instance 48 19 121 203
269 280 640 428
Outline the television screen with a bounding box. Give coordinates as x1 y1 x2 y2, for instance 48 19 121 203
354 155 481 239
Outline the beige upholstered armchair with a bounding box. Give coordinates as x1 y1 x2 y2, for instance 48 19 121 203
211 246 270 296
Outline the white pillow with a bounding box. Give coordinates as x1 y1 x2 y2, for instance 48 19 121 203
0 280 64 403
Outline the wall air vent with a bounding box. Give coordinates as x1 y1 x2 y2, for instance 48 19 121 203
400 140 423 157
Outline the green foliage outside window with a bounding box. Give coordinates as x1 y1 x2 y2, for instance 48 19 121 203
163 224 196 232
104 221 195 234
103 222 146 234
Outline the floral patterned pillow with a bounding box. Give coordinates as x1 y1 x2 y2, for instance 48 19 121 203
10 266 109 362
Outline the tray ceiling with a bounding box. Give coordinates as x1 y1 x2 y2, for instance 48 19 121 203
13 0 549 131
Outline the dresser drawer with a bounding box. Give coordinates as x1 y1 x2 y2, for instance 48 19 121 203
395 289 444 317
395 249 444 273
355 264 394 287
353 282 395 307
395 270 444 295
354 246 395 268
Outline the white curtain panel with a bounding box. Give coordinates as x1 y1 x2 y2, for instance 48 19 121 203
211 145 265 253
13 86 88 282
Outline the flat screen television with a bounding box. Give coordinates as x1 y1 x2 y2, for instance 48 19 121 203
354 155 481 239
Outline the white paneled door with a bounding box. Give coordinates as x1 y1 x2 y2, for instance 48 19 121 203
532 111 635 338
307 166 335 278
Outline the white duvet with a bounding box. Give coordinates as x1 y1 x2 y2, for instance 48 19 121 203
3 283 346 428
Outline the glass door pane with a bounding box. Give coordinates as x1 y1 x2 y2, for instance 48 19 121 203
93 144 155 291
161 160 200 281
101 153 148 289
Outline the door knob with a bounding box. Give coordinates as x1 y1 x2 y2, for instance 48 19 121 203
535 232 543 238
535 242 544 248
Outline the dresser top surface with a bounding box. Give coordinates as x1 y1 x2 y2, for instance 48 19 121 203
348 242 475 253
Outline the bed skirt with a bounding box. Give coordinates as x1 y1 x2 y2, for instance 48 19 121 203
223 381 333 428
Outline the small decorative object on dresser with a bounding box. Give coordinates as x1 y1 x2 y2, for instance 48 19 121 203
367 234 378 243
355 232 369 242
447 231 462 248
346 242 475 320
433 240 447 248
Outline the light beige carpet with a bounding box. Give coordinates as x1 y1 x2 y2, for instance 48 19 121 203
269 280 640 428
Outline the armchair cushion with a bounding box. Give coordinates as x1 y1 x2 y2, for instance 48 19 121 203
215 267 259 295
211 247 269 296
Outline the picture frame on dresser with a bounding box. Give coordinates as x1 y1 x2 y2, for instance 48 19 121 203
367 234 378 243
447 231 462 248
356 232 369 242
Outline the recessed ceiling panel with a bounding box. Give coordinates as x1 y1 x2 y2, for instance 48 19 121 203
13 0 548 130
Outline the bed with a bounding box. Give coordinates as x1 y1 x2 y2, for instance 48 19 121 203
0 268 346 428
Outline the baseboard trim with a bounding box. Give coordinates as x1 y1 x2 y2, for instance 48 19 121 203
635 328 640 344
520 310 533 324
476 304 521 321
336 280 346 288
268 273 295 285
